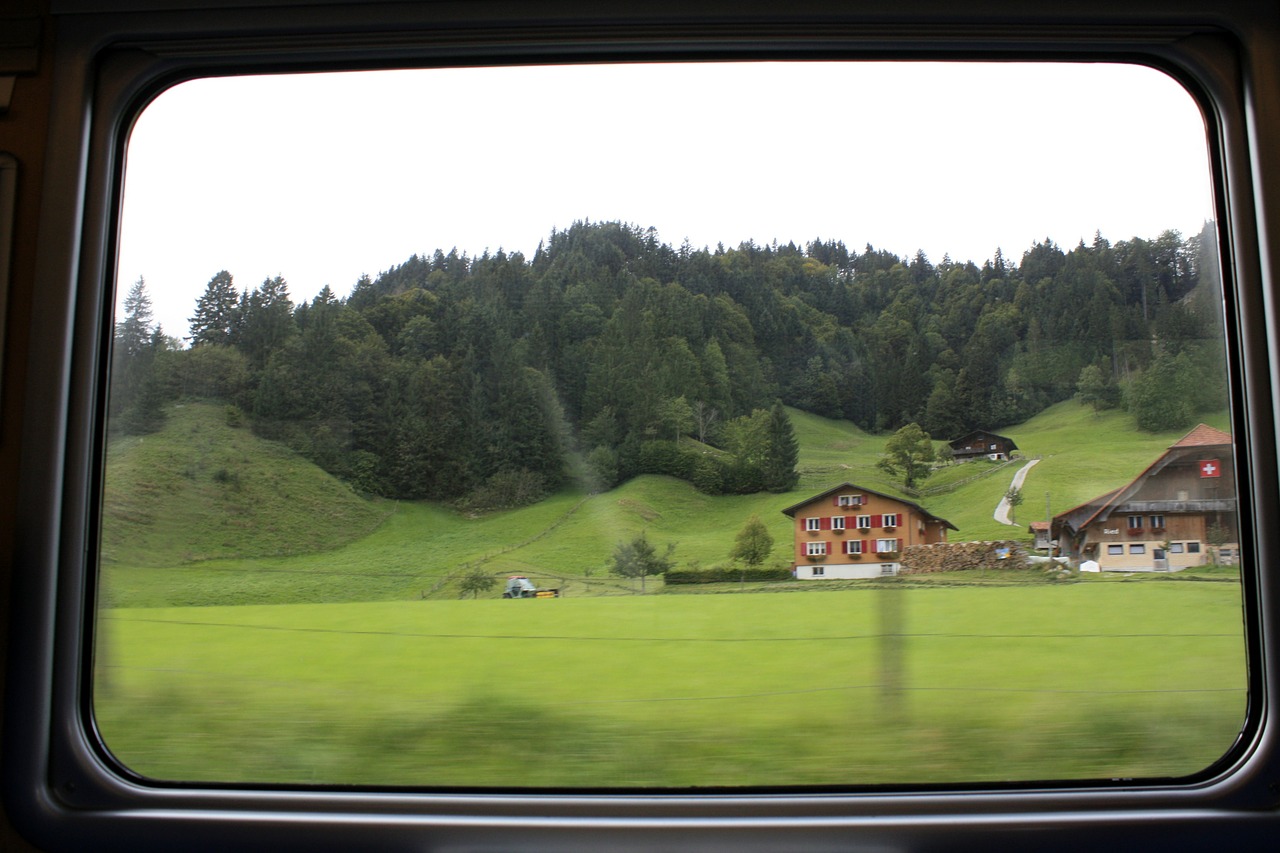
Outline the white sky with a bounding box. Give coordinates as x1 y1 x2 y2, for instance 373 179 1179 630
115 62 1215 340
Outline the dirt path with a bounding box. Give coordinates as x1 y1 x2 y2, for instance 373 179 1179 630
994 458 1040 525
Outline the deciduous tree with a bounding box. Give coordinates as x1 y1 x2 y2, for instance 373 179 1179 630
610 532 675 593
729 514 774 568
877 422 936 489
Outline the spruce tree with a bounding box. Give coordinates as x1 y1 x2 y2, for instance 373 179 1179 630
762 401 799 492
188 270 240 346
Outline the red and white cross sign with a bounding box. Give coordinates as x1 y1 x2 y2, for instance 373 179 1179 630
1200 459 1221 478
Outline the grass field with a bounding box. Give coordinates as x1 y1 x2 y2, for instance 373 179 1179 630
93 399 1248 789
95 581 1247 787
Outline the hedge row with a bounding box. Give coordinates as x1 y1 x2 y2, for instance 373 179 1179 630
665 566 794 585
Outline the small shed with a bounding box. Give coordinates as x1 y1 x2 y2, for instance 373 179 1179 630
1028 521 1052 551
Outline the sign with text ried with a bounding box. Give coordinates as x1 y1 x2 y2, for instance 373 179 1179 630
1200 459 1221 478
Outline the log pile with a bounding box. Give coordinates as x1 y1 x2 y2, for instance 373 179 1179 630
900 541 1027 573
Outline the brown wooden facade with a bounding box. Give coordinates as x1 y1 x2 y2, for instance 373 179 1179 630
781 483 956 579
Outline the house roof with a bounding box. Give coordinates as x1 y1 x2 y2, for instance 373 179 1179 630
780 482 958 531
1052 424 1232 534
1171 423 1232 449
1028 521 1050 532
948 429 1019 451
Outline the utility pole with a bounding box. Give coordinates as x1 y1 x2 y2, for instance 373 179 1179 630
1045 491 1052 555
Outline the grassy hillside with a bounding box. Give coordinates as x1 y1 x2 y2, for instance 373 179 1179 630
100 400 1231 607
102 402 390 567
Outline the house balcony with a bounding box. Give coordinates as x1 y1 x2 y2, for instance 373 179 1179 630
1115 499 1236 514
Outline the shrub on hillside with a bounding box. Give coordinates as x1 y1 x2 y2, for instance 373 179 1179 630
665 566 793 585
461 468 549 512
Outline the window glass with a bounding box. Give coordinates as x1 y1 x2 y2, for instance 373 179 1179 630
98 61 1243 790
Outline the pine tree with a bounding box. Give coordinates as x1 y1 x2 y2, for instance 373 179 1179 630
188 270 240 346
762 401 799 492
110 277 167 432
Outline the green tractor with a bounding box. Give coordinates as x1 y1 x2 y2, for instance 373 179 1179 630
502 575 560 599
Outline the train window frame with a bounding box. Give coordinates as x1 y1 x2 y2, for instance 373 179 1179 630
5 1 1279 850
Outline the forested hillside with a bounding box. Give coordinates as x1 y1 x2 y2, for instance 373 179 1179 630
109 220 1227 504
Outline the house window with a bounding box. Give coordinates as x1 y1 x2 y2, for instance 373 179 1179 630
837 494 863 507
845 540 863 555
812 566 825 577
1189 542 1202 553
1149 515 1166 529
855 515 872 529
876 539 899 554
806 541 827 556
831 516 846 531
1130 544 1146 555
880 564 896 576
882 513 900 528
805 517 820 531
1170 543 1185 554
1128 516 1144 529
1107 545 1124 555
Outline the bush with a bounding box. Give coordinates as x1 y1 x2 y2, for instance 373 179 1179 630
461 468 549 512
636 440 697 479
665 566 794 585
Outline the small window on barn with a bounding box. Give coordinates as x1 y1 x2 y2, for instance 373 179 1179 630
1108 545 1125 555
1189 542 1203 553
1129 516 1145 529
1171 543 1185 554
1150 515 1166 529
1131 544 1147 555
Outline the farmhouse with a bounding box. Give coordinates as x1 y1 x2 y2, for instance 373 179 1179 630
1052 424 1237 571
948 429 1019 462
781 483 956 579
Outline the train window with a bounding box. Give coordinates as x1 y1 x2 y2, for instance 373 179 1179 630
93 58 1244 792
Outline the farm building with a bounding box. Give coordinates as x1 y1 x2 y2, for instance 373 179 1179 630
948 429 1019 462
1028 521 1052 552
1051 424 1237 571
781 483 956 579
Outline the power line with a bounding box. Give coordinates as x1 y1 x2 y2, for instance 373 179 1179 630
100 663 1244 706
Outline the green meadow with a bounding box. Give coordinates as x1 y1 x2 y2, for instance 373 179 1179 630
96 584 1246 787
94 400 1248 788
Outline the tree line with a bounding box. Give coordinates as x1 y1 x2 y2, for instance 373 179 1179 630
110 219 1225 505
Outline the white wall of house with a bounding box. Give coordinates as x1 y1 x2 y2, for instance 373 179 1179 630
1095 538 1209 571
795 562 900 580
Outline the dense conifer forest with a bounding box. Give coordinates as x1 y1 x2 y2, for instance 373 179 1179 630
109 220 1227 505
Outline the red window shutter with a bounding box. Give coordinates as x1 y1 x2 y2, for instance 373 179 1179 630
821 516 831 530
844 515 852 528
897 537 903 551
872 514 882 528
862 539 869 553
833 496 841 506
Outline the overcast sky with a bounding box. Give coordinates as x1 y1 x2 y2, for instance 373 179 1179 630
115 61 1215 339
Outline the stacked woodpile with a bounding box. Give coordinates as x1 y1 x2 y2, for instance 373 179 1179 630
901 541 1027 573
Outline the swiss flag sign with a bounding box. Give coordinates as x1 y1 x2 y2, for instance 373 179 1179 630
1200 459 1221 478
